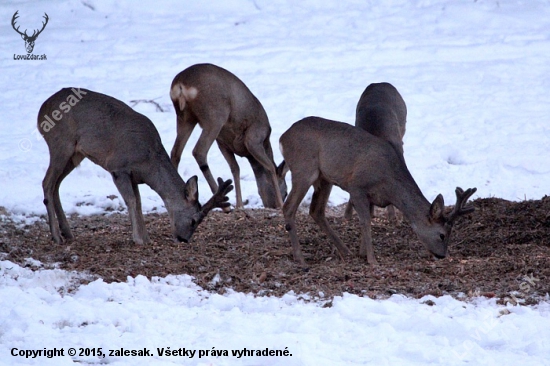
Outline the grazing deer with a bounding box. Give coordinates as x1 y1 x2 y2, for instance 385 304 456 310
38 87 233 245
11 11 49 54
279 117 476 265
344 82 407 222
169 63 286 210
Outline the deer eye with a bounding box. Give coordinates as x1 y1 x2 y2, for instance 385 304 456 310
440 234 446 241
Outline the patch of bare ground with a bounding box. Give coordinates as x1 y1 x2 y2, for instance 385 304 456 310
1 197 549 303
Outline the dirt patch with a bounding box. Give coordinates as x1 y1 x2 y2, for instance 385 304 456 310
1 197 549 304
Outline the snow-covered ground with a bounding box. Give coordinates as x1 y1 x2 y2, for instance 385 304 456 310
1 260 550 366
1 0 550 364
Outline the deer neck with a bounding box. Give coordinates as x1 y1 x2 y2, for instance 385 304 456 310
142 155 187 213
247 155 278 207
387 175 432 230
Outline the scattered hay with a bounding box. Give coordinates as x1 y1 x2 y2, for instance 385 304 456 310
1 197 549 303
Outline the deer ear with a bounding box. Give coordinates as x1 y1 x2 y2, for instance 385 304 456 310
429 194 445 220
185 176 199 202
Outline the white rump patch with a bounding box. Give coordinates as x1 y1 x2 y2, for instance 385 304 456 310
170 83 198 111
184 86 198 100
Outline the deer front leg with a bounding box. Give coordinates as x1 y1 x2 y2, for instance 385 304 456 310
309 179 351 261
244 133 284 209
111 171 149 244
350 192 377 264
43 167 63 244
52 156 82 240
282 176 314 266
42 149 79 244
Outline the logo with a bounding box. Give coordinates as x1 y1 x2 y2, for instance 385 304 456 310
12 10 48 60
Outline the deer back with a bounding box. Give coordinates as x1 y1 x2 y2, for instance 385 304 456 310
280 117 420 208
355 82 407 154
39 88 166 175
169 63 284 208
38 88 233 244
170 63 270 155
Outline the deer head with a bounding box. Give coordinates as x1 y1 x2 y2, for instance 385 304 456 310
418 187 477 259
12 11 49 54
171 177 233 243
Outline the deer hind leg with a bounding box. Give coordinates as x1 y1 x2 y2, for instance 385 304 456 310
282 170 318 266
170 110 197 170
111 171 149 244
42 148 80 244
309 178 351 261
349 191 377 264
217 142 241 211
192 118 225 194
244 131 284 209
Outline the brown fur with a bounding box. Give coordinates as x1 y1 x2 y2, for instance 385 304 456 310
345 82 407 221
38 88 232 245
279 116 476 265
169 63 286 209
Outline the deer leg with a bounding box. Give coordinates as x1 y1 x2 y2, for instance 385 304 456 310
309 179 351 261
192 123 224 194
244 134 284 209
386 205 397 222
43 166 64 244
350 192 377 264
266 143 288 203
344 198 354 220
111 171 149 244
283 172 318 266
131 180 146 236
170 112 197 169
217 142 242 210
52 153 84 240
42 148 78 244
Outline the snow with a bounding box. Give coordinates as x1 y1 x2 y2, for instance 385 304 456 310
1 260 550 365
1 0 550 364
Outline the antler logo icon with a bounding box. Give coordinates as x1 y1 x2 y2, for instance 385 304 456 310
12 11 49 54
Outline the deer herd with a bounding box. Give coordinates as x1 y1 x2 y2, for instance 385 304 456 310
38 63 476 267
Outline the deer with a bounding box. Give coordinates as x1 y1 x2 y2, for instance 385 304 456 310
344 82 407 222
279 117 476 266
38 87 233 245
169 63 287 210
12 11 49 54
